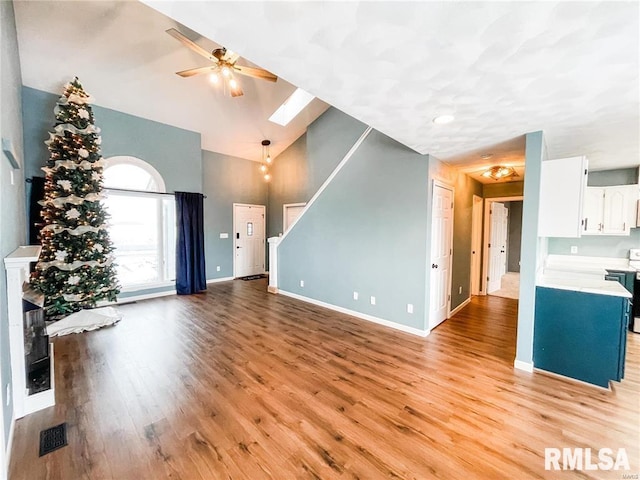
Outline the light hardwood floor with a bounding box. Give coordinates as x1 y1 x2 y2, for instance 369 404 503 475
9 279 640 479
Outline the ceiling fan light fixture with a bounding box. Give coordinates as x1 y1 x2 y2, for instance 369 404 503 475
264 173 271 181
209 72 219 84
229 78 238 89
260 164 266 172
482 165 518 181
222 66 231 77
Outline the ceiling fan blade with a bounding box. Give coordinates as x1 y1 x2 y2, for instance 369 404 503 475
234 65 277 82
230 85 244 97
166 28 215 61
176 66 216 78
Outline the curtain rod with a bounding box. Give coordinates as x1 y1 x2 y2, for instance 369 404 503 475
26 178 207 198
105 187 208 199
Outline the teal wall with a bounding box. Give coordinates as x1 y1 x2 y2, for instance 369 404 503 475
588 167 638 186
548 229 640 258
22 86 202 193
517 131 546 367
278 129 429 331
506 201 523 272
203 150 267 280
0 0 26 446
267 108 367 238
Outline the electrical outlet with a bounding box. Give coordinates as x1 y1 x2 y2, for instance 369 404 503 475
370 296 376 305
353 291 359 300
407 303 413 314
300 280 304 287
216 266 221 272
458 286 462 294
570 246 578 254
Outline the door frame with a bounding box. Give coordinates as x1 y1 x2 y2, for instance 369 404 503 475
232 203 266 278
481 195 523 295
282 202 306 233
429 179 455 327
470 194 483 295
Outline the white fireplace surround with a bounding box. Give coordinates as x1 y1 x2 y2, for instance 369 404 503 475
3 246 55 420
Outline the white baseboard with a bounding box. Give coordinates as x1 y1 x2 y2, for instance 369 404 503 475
449 297 470 317
206 277 234 284
117 289 176 303
279 290 429 337
514 360 534 372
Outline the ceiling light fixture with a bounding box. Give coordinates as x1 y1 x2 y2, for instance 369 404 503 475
433 114 455 125
209 73 219 84
261 140 272 181
482 165 518 181
480 153 494 160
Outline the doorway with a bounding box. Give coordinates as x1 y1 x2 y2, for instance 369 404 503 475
233 204 266 278
429 181 454 330
283 203 306 233
482 196 523 299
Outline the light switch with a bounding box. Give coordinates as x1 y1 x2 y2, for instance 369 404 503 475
219 233 229 239
570 246 578 254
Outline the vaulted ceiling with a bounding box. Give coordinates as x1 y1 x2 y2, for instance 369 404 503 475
15 1 639 174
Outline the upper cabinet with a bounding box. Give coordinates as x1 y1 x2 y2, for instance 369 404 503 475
538 156 588 238
583 185 638 236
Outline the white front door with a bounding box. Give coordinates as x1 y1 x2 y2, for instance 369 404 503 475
488 202 508 293
233 204 266 278
429 183 453 329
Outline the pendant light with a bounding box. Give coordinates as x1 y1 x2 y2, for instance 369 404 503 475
261 140 272 181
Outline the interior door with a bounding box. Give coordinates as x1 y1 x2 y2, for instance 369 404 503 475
488 202 507 293
234 204 266 278
429 184 453 329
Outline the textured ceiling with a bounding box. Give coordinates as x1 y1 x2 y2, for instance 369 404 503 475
13 1 329 162
144 1 639 172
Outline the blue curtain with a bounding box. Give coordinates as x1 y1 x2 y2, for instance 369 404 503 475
175 192 206 295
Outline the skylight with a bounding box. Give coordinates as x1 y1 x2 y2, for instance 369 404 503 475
268 88 315 126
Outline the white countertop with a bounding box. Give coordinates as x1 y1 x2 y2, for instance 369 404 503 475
538 274 632 298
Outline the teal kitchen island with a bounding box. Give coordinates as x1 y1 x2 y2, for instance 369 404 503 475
534 277 632 388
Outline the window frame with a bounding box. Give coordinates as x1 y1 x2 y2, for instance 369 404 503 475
103 157 175 292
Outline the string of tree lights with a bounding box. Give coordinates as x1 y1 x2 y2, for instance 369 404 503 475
31 77 120 318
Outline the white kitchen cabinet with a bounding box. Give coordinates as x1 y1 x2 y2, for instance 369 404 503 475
538 156 588 238
583 187 605 234
582 185 638 236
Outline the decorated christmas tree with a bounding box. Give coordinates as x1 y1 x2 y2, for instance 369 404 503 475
31 78 120 318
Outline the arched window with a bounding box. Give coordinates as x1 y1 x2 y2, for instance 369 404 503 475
103 157 175 290
104 156 166 192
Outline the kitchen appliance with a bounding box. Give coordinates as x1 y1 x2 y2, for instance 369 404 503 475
629 248 640 333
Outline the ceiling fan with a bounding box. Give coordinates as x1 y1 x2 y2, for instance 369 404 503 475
166 28 277 97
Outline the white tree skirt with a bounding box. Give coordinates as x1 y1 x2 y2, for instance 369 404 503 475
46 306 122 337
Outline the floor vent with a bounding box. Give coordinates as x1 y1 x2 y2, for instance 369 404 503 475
39 423 68 457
